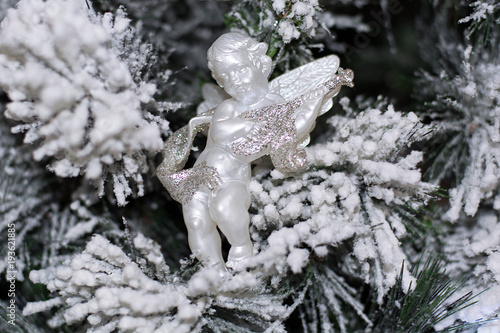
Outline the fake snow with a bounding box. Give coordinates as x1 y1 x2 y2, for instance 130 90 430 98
287 248 310 273
0 0 167 206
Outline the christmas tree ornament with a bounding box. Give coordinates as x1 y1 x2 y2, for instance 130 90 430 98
157 32 353 270
4 0 499 330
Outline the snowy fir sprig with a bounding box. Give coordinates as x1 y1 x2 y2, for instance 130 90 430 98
23 233 307 332
459 0 500 40
417 7 500 221
0 111 119 282
225 0 323 76
2 0 500 332
247 97 435 304
0 0 171 206
431 212 500 332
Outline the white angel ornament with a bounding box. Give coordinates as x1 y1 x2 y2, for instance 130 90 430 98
157 32 353 271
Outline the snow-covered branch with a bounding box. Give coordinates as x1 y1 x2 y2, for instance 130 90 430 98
0 0 171 205
418 31 500 221
25 233 308 332
247 97 435 303
272 0 320 43
0 113 115 280
433 212 500 331
459 0 500 26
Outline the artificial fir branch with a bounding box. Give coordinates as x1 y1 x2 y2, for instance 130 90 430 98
0 0 174 206
225 0 324 77
427 212 500 331
458 0 500 43
370 256 479 333
299 263 371 333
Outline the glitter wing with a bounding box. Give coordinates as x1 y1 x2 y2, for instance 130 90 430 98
269 55 341 115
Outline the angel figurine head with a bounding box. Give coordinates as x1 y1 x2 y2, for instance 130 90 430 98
207 33 272 105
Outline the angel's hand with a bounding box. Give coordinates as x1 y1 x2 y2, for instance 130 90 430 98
227 123 271 158
188 114 212 142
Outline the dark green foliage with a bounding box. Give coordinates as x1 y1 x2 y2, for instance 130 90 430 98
371 256 478 333
298 264 370 333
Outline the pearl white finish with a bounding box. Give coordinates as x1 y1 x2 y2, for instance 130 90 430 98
163 32 352 270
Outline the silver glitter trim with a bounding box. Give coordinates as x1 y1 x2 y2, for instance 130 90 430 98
229 67 354 174
159 161 222 204
324 67 354 91
230 97 306 174
156 109 221 204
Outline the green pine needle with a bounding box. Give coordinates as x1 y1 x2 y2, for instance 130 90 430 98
371 255 479 333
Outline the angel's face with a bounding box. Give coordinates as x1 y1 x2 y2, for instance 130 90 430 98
212 51 268 105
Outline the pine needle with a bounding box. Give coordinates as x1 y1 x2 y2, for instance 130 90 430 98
371 255 480 333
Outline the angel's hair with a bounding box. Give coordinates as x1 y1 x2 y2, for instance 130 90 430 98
207 32 272 79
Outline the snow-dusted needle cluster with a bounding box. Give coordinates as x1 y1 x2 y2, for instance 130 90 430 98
418 38 500 221
0 0 168 205
0 116 113 281
24 234 200 333
272 0 320 43
458 0 500 26
433 212 500 332
247 97 435 303
24 233 309 332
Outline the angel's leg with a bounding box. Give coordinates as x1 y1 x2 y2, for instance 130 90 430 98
209 181 253 267
183 191 225 270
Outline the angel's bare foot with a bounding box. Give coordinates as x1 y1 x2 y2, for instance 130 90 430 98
226 243 253 270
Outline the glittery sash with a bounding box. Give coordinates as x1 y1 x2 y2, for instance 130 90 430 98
230 68 354 174
156 110 222 204
230 97 307 174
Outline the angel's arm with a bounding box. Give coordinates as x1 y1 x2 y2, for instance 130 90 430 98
188 115 212 133
294 86 329 140
187 114 213 143
294 68 355 139
210 100 259 146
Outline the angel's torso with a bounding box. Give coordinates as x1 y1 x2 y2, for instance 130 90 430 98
195 93 284 183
